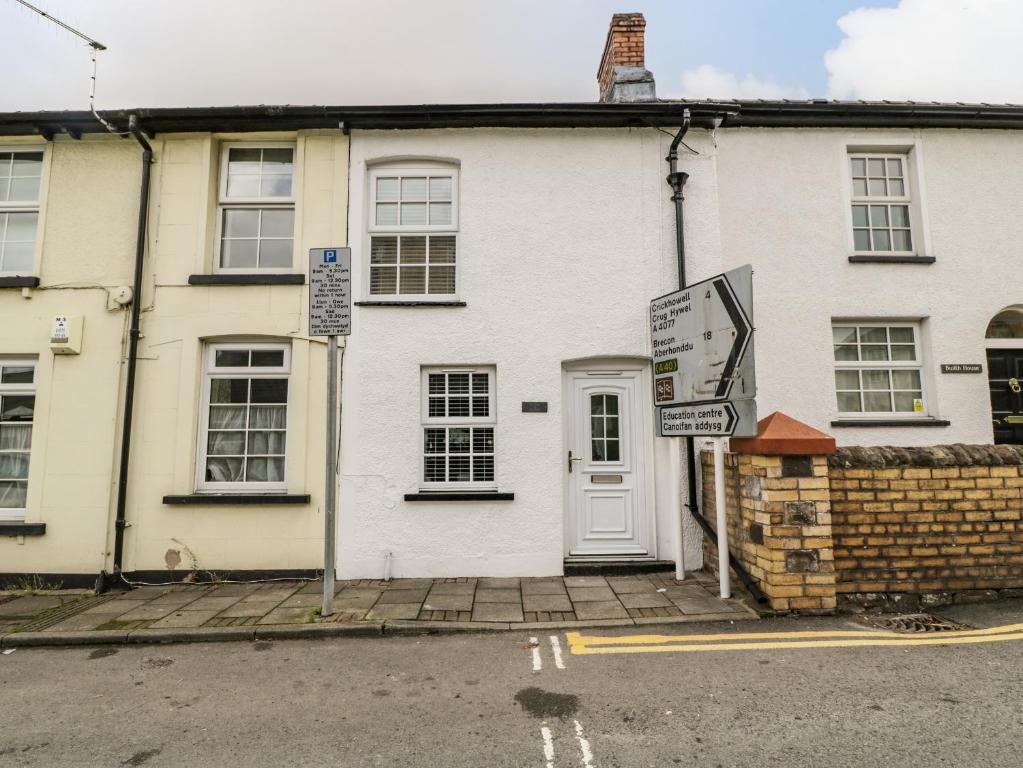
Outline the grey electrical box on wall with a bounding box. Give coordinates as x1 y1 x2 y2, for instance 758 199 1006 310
50 315 83 355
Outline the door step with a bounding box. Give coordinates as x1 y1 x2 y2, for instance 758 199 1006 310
563 559 677 576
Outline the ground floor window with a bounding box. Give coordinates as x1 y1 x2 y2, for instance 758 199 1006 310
0 359 35 518
832 322 924 416
198 342 290 491
421 367 496 488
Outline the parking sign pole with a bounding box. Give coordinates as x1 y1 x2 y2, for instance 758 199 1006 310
322 333 338 617
309 246 351 619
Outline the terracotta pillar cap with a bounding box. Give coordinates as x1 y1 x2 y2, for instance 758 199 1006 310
728 411 836 455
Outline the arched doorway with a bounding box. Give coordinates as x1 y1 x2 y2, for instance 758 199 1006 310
986 307 1023 444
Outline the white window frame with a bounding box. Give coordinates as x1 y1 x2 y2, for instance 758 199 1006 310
196 342 292 492
0 357 36 521
214 142 297 274
832 321 928 420
0 148 45 277
420 366 496 490
367 165 459 299
848 151 916 256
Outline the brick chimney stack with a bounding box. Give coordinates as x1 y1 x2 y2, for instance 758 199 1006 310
597 13 656 103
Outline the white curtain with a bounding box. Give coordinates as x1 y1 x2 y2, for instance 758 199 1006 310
0 481 26 508
0 424 31 452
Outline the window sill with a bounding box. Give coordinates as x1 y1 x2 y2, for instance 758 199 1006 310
830 418 951 428
163 493 311 505
0 522 45 536
404 491 515 502
0 276 40 288
188 274 305 286
848 255 936 264
355 300 466 308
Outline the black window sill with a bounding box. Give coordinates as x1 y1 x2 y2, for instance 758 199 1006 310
830 419 951 428
848 255 936 264
404 492 515 502
163 494 311 505
0 276 40 288
188 274 305 286
355 301 466 308
0 523 45 536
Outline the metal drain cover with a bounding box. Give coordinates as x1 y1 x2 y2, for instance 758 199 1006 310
864 613 973 633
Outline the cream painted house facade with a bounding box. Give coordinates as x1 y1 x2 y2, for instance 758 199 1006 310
1 126 349 584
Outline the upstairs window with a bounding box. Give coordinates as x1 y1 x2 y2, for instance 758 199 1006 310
368 168 457 298
833 323 924 417
217 145 295 272
421 367 495 488
0 359 35 519
0 150 43 275
849 153 914 255
198 343 290 491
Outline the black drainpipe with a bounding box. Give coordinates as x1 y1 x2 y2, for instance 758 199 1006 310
665 111 767 604
105 114 152 589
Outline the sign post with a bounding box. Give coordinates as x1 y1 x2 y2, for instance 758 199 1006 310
309 247 351 618
649 264 756 596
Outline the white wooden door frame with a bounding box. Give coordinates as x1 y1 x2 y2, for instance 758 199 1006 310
562 358 657 560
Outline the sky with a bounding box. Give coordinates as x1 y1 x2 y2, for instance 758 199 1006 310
1 0 1021 112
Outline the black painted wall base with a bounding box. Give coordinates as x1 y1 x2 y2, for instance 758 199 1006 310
0 568 324 591
563 559 678 576
0 572 99 590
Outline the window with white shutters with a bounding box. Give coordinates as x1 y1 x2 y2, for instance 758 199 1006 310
369 168 458 298
421 367 495 488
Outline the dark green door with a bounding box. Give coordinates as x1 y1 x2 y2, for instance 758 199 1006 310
987 348 1023 444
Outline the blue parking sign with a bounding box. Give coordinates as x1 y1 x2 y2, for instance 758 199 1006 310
324 249 338 263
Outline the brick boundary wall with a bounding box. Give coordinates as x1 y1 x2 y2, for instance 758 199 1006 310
702 444 1023 613
830 444 1023 609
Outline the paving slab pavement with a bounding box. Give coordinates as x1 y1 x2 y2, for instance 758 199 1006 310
0 571 753 646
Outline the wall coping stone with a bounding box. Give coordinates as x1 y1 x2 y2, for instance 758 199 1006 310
829 443 1023 469
729 411 836 456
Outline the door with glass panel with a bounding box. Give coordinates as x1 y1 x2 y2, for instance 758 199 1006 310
565 370 653 558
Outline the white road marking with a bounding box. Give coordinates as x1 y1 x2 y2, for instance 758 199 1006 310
540 723 555 768
530 636 542 672
573 719 595 767
549 635 565 670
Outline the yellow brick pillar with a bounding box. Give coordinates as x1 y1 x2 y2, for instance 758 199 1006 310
727 412 838 614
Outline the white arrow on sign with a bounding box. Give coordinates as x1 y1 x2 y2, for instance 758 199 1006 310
657 399 758 438
650 265 755 407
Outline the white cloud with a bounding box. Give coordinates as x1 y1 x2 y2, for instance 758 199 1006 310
826 0 1023 102
0 0 605 111
676 64 809 101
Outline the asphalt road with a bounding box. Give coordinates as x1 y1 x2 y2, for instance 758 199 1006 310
3 601 1023 768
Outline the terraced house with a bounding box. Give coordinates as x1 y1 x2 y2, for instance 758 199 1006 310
3 15 1023 605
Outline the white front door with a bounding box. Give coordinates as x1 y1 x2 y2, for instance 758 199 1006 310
565 369 654 558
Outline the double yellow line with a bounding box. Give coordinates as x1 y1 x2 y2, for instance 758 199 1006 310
565 622 1023 655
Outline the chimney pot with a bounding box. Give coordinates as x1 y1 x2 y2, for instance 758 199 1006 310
597 13 656 102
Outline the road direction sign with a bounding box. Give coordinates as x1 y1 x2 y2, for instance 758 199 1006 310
649 265 754 407
309 247 352 337
657 399 758 438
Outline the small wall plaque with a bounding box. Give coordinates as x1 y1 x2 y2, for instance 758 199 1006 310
521 401 548 413
941 364 983 374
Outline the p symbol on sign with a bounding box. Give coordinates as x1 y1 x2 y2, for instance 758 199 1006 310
324 249 338 263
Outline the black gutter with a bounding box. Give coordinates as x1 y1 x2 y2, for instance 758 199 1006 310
5 99 1023 137
664 111 767 605
108 114 152 588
